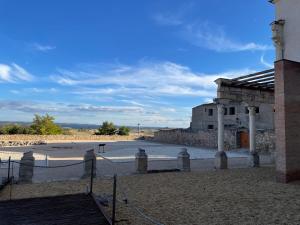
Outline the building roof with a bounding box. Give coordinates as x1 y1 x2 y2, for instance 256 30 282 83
217 69 275 91
193 102 216 109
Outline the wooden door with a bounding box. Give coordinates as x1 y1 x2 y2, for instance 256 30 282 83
240 131 249 148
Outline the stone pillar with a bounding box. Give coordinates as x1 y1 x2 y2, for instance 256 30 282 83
215 104 227 169
19 151 35 183
135 148 148 174
82 149 96 178
275 60 300 183
248 106 259 167
177 148 190 172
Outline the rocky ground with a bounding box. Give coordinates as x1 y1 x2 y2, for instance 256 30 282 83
0 140 47 147
1 167 300 225
0 134 139 146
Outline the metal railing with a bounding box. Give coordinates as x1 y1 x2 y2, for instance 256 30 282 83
1 151 164 225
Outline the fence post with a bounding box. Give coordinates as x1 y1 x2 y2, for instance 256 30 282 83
90 159 94 194
82 149 96 179
177 148 191 172
135 148 148 174
9 161 14 201
7 156 11 181
19 151 35 183
112 174 117 225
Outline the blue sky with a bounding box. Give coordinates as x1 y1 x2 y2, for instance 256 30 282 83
0 0 274 127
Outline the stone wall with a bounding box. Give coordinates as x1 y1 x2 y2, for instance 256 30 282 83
153 129 275 153
153 129 218 148
0 134 138 147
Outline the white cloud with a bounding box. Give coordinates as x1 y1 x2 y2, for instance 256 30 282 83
49 61 256 127
153 13 183 26
31 43 56 52
0 63 34 83
0 101 144 114
260 55 274 68
153 7 273 53
52 61 252 99
27 88 58 93
0 64 10 81
183 22 273 52
152 3 193 26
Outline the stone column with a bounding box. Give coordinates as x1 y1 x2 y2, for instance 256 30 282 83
135 148 148 174
177 148 190 172
215 104 227 169
248 106 259 167
19 151 35 183
82 149 96 178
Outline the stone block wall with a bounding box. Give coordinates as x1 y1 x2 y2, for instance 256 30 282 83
256 130 275 153
153 129 218 148
153 128 275 153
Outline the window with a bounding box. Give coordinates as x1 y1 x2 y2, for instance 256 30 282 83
208 108 213 116
224 108 228 115
229 107 235 115
256 107 259 114
207 125 214 129
245 107 249 114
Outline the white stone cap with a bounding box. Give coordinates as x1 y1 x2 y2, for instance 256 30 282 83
178 148 190 157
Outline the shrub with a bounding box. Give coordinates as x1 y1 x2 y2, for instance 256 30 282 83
118 126 130 136
30 114 63 135
96 121 117 135
0 124 34 135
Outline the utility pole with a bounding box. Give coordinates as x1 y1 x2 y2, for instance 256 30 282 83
137 123 140 135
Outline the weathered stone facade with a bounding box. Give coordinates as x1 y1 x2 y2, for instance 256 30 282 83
190 102 274 132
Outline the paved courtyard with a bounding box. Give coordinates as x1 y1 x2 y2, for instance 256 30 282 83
0 140 273 182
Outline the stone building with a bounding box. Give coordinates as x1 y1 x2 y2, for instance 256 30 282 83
190 93 274 149
155 69 276 151
191 102 274 131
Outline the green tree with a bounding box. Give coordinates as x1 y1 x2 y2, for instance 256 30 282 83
118 126 130 136
30 114 62 135
0 124 33 135
96 121 117 135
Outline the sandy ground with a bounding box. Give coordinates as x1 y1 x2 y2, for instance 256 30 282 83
1 167 300 225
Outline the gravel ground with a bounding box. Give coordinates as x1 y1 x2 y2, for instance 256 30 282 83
1 167 300 225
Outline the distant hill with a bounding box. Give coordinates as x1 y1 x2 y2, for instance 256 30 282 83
0 121 163 131
0 121 99 129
